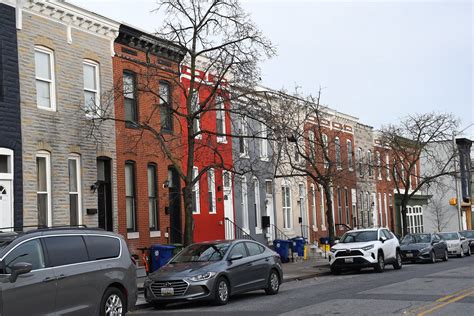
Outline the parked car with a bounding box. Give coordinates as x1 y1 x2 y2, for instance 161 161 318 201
438 232 471 257
328 228 402 274
0 227 137 316
399 233 448 263
459 230 474 252
144 240 282 307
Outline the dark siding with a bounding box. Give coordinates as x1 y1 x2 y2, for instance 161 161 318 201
0 4 23 229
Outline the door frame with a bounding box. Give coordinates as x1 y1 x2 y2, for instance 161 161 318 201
223 170 234 239
0 148 14 230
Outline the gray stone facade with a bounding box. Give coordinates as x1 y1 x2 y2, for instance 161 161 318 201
17 2 119 229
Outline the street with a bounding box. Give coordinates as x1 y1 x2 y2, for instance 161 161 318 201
131 255 474 315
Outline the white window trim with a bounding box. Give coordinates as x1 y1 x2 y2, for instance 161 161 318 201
322 134 329 168
298 182 306 227
191 90 201 139
216 96 227 143
282 180 292 230
386 154 391 181
241 176 249 232
192 167 200 214
384 193 388 228
376 151 382 180
0 148 14 180
308 130 315 160
260 122 269 161
68 154 82 226
335 137 342 170
320 185 326 230
311 184 317 230
378 192 382 227
239 115 249 158
208 168 216 214
253 177 262 233
83 59 101 118
347 140 353 171
36 151 52 227
35 46 56 111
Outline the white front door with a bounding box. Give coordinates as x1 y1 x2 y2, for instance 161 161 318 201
265 180 274 241
0 180 13 230
223 171 234 239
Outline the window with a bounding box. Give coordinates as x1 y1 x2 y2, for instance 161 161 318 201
43 236 88 267
83 60 100 117
241 176 249 231
245 242 265 256
345 188 350 225
401 159 405 180
68 155 82 226
0 153 12 174
376 151 381 180
322 134 329 168
393 159 398 180
208 168 216 214
357 148 363 177
125 161 136 232
192 167 200 214
34 46 55 110
294 143 300 162
384 193 388 227
123 72 137 126
386 154 390 181
311 184 317 228
308 130 315 160
84 236 120 260
148 164 159 230
253 178 261 229
159 81 173 132
239 116 248 157
260 122 268 159
366 192 371 227
282 181 292 229
265 180 273 196
229 242 247 258
335 137 341 169
347 140 353 170
320 185 325 230
36 151 51 227
414 164 418 187
360 193 365 227
216 95 226 142
378 193 382 226
337 188 342 223
299 183 306 227
3 239 45 274
367 150 372 177
191 90 200 136
407 206 423 234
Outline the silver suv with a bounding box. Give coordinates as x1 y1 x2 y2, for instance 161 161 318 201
0 227 137 316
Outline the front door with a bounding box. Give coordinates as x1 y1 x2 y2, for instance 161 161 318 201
97 158 113 231
0 180 13 230
265 180 274 241
223 171 234 239
168 167 182 244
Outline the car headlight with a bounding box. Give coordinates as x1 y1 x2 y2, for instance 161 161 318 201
188 272 217 282
362 244 374 251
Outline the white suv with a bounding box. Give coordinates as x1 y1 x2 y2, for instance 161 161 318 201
328 228 402 274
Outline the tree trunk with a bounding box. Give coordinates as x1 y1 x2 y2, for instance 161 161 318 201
182 184 194 246
401 204 408 236
324 184 335 243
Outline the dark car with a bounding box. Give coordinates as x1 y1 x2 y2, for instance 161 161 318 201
0 227 137 316
459 230 474 252
399 233 448 263
144 239 283 307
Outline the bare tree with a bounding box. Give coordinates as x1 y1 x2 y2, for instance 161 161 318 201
380 112 458 236
427 194 450 232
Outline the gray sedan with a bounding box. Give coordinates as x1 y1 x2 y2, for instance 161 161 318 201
144 240 283 308
439 232 471 257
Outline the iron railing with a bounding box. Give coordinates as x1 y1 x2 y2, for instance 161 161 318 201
269 224 291 241
224 218 255 241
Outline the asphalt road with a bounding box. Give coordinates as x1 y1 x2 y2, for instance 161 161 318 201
131 255 474 316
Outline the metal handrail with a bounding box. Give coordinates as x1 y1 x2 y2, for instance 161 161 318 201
269 224 291 240
224 218 255 241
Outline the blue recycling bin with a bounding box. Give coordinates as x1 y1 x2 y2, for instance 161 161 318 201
273 239 291 263
291 237 305 256
150 244 176 272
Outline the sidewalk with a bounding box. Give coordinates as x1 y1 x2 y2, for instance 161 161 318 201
133 255 330 310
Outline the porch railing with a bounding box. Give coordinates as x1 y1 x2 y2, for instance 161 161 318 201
269 224 291 241
224 217 255 241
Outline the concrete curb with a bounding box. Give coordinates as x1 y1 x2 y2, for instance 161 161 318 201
132 268 331 311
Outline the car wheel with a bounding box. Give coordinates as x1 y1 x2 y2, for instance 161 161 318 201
330 266 340 275
265 270 280 295
393 250 402 270
429 251 436 264
374 252 385 273
213 277 230 306
100 287 126 316
442 249 448 262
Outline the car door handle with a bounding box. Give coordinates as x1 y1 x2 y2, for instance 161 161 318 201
56 274 67 280
42 276 55 283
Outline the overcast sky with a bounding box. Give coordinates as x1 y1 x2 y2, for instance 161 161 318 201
73 0 473 136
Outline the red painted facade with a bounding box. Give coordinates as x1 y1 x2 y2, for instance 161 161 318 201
180 66 234 242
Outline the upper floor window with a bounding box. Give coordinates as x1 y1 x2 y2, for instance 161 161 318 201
35 46 56 110
123 71 137 126
83 60 100 117
386 153 391 181
357 147 363 177
347 140 353 170
376 151 382 180
239 115 249 157
308 130 315 160
192 167 200 214
322 134 329 168
367 150 373 177
335 137 341 169
191 90 201 137
260 122 268 159
160 80 173 132
216 95 226 143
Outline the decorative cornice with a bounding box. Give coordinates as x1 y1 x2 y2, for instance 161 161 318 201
116 24 186 63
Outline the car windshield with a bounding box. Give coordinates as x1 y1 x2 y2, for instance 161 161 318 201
460 231 474 238
439 233 459 240
170 243 230 263
401 234 431 244
340 231 378 243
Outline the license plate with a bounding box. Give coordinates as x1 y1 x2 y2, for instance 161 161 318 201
344 258 354 263
406 253 413 258
161 287 174 296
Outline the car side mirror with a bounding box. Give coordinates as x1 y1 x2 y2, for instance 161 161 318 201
379 236 387 243
460 236 466 241
9 262 32 283
229 254 243 262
